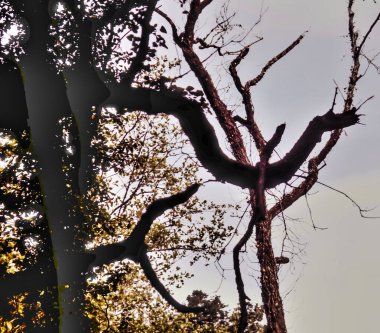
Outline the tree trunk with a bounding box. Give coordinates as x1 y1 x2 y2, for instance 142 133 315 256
256 218 287 333
0 60 59 332
12 1 94 331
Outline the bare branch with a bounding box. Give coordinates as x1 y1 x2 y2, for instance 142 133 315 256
356 95 374 111
263 124 286 160
246 33 306 88
358 12 380 52
229 47 250 94
229 45 266 151
348 0 358 55
233 201 259 333
266 108 360 188
346 0 361 111
304 194 328 230
233 115 249 127
316 181 380 219
155 7 180 43
362 52 380 73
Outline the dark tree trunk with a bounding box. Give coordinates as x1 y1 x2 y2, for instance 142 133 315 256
256 218 287 333
11 1 94 331
0 60 59 332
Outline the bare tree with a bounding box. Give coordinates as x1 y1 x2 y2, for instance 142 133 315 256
156 1 379 331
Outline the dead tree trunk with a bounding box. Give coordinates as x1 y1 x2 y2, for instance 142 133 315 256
256 218 287 333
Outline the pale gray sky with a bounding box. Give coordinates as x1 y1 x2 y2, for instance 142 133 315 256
158 1 380 331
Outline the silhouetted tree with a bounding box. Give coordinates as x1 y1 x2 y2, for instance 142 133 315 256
0 0 379 332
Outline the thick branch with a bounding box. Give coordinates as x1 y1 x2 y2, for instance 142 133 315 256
105 85 362 190
105 85 260 187
256 218 287 333
160 4 250 164
89 184 200 266
89 185 203 314
126 183 200 249
266 108 360 188
183 0 213 45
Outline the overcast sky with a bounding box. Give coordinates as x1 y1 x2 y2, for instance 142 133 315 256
158 1 380 331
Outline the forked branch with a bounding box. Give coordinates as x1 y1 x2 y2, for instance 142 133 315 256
88 184 203 314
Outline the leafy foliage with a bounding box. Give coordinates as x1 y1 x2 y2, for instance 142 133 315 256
0 131 42 275
48 2 79 71
86 263 265 333
0 293 45 332
81 109 243 330
0 0 27 62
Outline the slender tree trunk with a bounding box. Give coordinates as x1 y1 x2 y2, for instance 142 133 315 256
256 218 287 333
64 16 110 194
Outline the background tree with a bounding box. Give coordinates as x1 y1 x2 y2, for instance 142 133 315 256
0 0 379 332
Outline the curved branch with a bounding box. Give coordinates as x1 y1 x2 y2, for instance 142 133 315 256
139 249 204 313
89 184 204 314
126 183 201 249
229 47 249 94
105 85 361 190
229 46 265 151
105 85 260 188
155 8 180 43
233 212 259 333
358 12 380 52
89 184 201 266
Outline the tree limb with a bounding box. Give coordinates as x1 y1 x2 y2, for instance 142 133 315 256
88 184 203 314
246 33 306 88
126 183 200 249
159 3 251 165
104 84 361 190
120 1 157 85
266 108 360 188
139 249 204 313
89 184 201 266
